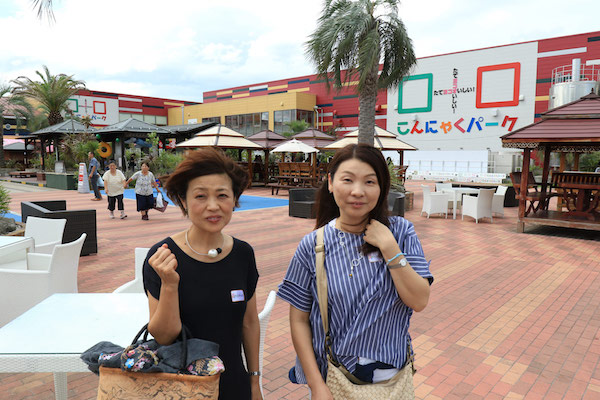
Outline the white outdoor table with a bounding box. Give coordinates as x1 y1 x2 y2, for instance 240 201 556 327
0 236 34 266
442 188 480 219
0 293 148 400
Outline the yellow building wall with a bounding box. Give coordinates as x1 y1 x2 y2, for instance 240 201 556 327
167 92 316 131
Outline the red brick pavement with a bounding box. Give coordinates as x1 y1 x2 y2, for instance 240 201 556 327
1 181 599 399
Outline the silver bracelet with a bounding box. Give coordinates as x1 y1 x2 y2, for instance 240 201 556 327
248 371 260 376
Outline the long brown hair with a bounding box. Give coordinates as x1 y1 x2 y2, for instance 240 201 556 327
315 144 391 254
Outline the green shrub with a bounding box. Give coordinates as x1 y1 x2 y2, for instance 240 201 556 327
580 152 600 172
0 183 11 217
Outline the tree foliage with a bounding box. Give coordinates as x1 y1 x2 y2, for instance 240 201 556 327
306 0 415 144
0 84 33 167
11 65 85 126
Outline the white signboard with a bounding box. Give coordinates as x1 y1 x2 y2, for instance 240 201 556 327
387 42 538 152
77 163 90 193
67 95 120 126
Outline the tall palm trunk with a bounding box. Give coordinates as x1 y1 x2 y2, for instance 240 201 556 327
48 110 63 126
357 65 379 145
0 123 4 167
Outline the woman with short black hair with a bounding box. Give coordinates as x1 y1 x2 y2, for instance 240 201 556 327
143 148 262 400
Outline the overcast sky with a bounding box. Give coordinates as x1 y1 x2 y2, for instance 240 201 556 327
1 0 598 102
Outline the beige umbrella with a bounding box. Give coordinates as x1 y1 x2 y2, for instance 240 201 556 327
271 139 319 154
176 125 261 149
323 126 417 151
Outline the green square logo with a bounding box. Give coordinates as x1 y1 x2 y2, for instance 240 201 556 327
398 73 433 114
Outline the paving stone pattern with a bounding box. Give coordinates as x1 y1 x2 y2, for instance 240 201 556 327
1 181 599 399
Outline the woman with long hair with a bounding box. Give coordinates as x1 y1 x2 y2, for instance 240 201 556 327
278 144 433 399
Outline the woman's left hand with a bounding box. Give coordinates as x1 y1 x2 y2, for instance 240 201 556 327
363 219 397 253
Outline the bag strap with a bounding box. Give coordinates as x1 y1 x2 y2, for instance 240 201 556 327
314 226 415 383
131 323 191 371
315 226 370 385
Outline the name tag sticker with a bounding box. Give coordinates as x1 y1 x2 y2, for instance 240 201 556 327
231 289 245 302
368 252 383 263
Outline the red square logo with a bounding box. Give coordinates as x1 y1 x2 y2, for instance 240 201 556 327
93 101 107 114
476 62 521 108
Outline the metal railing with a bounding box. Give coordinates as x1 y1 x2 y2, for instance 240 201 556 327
551 64 600 84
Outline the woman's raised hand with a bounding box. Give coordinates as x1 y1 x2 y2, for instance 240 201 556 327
148 243 179 286
363 219 397 253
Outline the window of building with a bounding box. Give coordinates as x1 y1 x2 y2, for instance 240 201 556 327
202 117 221 124
156 116 167 125
274 109 314 134
143 115 156 124
224 112 268 136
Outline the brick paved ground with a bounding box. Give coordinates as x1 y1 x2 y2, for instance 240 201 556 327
1 181 599 399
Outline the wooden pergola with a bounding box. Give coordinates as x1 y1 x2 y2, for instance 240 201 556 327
501 91 600 232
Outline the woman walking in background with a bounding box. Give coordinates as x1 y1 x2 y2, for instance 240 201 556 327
102 160 127 219
125 161 158 220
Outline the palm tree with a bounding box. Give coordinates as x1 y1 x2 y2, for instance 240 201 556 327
31 0 55 22
0 85 33 167
11 65 85 126
306 0 416 145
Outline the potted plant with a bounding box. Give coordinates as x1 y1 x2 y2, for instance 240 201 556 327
0 183 25 235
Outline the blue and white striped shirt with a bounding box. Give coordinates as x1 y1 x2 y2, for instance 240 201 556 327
277 216 433 384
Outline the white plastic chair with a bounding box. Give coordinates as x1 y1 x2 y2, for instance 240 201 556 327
435 182 453 192
462 189 495 223
242 290 277 397
113 248 150 293
24 216 67 254
435 182 460 210
421 185 449 218
0 233 86 327
492 185 508 217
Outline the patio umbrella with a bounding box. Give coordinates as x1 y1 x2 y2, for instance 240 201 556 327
247 130 287 149
176 125 261 149
290 128 335 149
324 126 417 151
272 139 318 154
247 130 288 184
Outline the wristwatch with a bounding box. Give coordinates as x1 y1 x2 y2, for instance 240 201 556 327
248 371 261 376
388 256 408 269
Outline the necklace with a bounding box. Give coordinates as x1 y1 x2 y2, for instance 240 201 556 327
337 231 363 278
185 230 224 258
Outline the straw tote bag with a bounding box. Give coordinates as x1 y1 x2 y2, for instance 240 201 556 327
97 324 220 400
314 227 415 400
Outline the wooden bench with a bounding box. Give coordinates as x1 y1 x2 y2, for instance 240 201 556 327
9 171 37 178
551 171 600 220
510 172 558 216
266 183 297 195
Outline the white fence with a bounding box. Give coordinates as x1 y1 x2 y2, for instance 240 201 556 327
406 170 507 184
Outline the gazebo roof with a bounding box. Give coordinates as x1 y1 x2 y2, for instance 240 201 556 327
94 118 171 135
31 119 89 135
163 121 217 136
247 130 287 149
290 128 335 149
501 92 600 151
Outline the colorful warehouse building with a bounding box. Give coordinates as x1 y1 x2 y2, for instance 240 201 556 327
169 30 600 174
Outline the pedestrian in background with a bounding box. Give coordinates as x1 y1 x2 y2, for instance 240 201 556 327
102 160 127 219
88 151 102 201
125 161 158 220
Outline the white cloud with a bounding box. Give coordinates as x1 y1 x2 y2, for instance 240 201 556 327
1 0 598 101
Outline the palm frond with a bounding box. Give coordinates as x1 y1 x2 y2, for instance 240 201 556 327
31 0 55 22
